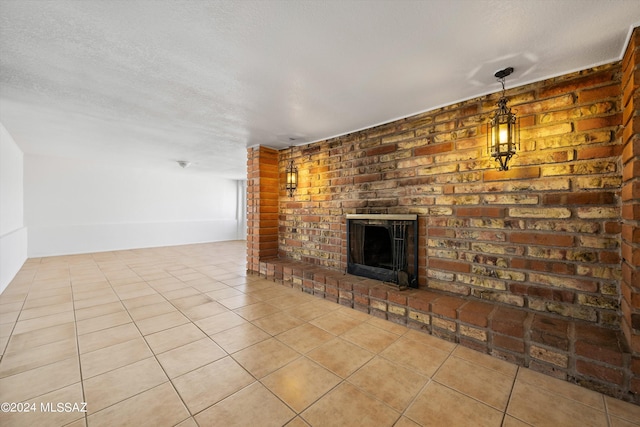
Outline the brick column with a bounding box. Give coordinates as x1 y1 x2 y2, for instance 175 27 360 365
246 146 279 273
621 28 640 357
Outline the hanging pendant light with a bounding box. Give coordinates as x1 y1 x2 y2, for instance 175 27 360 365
285 146 298 197
487 67 520 171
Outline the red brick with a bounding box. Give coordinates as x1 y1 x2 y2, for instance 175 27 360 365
457 207 505 218
354 293 370 306
483 167 540 181
599 251 620 264
325 285 339 297
493 334 525 353
575 114 622 132
337 277 354 290
431 296 464 319
458 301 495 327
511 258 575 275
574 323 625 366
353 282 371 296
510 232 574 247
407 292 439 312
370 287 388 300
576 360 624 386
354 173 380 184
415 141 453 156
388 290 408 305
325 276 339 287
530 315 570 351
579 84 622 103
492 307 529 338
605 221 622 235
622 224 640 244
539 70 617 98
622 202 640 221
366 144 397 157
429 259 470 273
510 285 574 303
622 181 640 201
577 145 623 160
622 159 640 182
542 192 616 205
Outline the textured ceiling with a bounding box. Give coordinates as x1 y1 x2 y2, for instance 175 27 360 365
1 0 639 179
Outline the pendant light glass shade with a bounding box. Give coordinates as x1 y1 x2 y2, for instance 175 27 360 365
487 67 519 171
285 147 297 197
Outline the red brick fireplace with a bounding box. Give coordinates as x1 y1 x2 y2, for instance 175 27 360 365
247 28 640 404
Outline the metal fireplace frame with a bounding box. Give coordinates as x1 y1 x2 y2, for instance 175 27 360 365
346 214 418 288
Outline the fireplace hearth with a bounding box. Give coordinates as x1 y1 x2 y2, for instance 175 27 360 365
346 214 418 288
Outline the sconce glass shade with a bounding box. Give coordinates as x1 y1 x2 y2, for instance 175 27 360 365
285 160 298 197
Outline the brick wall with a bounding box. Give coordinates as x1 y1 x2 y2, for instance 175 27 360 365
247 29 640 403
621 29 640 362
273 61 624 330
246 146 279 272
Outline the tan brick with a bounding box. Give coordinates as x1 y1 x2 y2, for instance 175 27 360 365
528 220 600 233
417 164 458 175
577 294 619 310
573 176 622 190
471 290 525 307
509 208 571 218
455 230 507 241
470 243 525 256
432 317 457 332
529 272 597 292
428 207 454 215
460 325 487 342
370 300 387 312
458 274 507 290
521 123 573 139
381 131 415 144
388 304 407 316
483 194 539 205
434 195 481 205
408 310 430 324
576 207 619 219
548 302 598 322
428 280 470 296
530 345 569 368
578 236 620 249
541 165 573 176
427 270 455 281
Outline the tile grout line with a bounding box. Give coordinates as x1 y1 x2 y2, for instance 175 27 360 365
105 259 195 426
501 365 521 426
70 260 92 427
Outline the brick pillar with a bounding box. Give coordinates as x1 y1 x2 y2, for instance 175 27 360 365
246 146 279 273
621 28 640 357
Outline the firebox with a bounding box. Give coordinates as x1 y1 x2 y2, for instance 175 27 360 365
346 214 418 288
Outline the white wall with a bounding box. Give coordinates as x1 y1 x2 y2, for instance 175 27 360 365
0 123 27 293
25 154 242 257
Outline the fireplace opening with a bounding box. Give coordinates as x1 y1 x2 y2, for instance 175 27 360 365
363 226 393 268
347 214 418 288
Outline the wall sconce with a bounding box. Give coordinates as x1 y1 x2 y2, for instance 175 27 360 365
487 67 520 171
285 146 298 197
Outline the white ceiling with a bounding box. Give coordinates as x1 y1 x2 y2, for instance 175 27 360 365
1 1 639 179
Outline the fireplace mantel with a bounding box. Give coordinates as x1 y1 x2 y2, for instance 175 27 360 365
346 214 417 221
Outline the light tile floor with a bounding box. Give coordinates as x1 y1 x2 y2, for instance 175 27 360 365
0 241 638 427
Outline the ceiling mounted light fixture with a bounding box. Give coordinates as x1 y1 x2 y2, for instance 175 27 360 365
285 146 298 197
487 67 520 171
